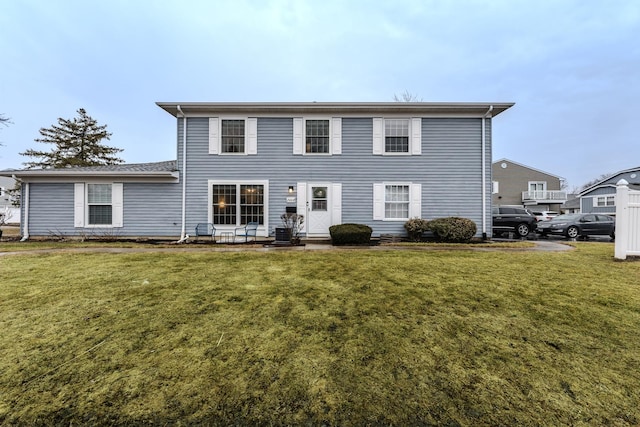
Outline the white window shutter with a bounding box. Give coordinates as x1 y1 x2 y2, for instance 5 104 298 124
373 183 384 220
410 183 422 218
372 118 383 155
293 118 303 155
331 118 342 155
247 118 258 154
208 117 219 155
297 182 307 231
112 183 124 228
411 118 422 155
331 183 342 225
74 183 85 227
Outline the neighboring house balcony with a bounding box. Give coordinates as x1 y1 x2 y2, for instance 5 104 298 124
522 190 567 205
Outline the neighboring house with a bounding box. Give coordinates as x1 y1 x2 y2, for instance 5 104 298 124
560 194 580 214
578 166 640 215
1 102 513 240
0 175 20 224
491 159 567 211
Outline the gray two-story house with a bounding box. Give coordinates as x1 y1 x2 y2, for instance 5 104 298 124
578 166 640 215
492 158 567 212
3 102 513 240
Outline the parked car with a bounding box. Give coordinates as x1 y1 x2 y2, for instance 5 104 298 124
536 213 615 239
492 206 538 238
531 210 558 222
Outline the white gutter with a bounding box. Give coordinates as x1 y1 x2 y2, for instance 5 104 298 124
177 105 188 243
12 175 29 241
482 105 493 240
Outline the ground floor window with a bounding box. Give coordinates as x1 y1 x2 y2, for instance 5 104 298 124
596 195 615 207
74 182 123 228
87 183 112 225
385 184 410 219
211 182 265 225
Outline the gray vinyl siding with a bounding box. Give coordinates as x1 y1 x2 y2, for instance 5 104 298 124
179 116 491 237
25 182 182 237
580 186 616 214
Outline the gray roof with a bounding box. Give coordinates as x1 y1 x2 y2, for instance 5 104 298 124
157 101 514 118
0 160 179 181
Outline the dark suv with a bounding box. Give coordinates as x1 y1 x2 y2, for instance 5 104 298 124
492 206 537 238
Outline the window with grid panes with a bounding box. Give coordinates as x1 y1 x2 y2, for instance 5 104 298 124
305 120 330 153
221 120 245 153
87 184 112 225
385 185 410 219
212 184 264 225
385 119 409 153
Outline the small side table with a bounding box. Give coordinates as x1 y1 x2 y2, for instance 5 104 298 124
219 231 234 243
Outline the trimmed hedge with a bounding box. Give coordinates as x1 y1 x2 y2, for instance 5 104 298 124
329 223 373 245
404 217 430 242
428 217 477 243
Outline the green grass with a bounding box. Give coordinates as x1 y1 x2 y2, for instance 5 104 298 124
0 243 639 426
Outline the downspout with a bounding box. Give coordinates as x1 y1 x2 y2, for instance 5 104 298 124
176 105 189 243
481 105 493 240
12 175 29 241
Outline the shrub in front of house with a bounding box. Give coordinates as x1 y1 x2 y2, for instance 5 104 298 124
427 217 477 243
329 223 373 245
404 217 430 241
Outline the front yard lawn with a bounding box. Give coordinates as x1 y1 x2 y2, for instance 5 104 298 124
0 243 638 425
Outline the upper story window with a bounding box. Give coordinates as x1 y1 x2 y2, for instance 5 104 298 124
306 120 330 153
373 118 421 155
208 117 257 155
221 120 245 153
293 117 342 155
385 119 409 153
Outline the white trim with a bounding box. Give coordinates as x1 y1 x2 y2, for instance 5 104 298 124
247 117 258 155
331 183 342 225
492 181 499 194
208 117 219 154
293 118 304 155
74 183 85 227
374 182 419 221
331 117 342 155
296 182 307 232
111 183 123 228
375 118 422 156
411 117 422 155
207 179 269 236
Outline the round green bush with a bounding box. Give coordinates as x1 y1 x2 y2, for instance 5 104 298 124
404 217 430 242
329 223 373 245
427 217 477 243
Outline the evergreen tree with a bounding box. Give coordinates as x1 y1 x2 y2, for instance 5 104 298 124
20 108 124 168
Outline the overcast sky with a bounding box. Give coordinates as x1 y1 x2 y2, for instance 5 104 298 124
1 0 638 190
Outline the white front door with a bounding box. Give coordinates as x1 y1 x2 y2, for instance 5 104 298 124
307 184 332 236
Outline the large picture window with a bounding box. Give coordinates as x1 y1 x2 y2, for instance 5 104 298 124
211 182 265 226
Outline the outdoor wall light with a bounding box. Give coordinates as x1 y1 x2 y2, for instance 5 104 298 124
288 186 295 193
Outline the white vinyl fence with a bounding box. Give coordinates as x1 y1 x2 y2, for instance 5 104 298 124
615 179 640 259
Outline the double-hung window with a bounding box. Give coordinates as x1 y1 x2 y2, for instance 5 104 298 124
221 119 245 153
385 119 409 153
74 182 123 228
211 181 267 226
305 120 330 153
373 182 422 220
87 184 112 225
373 118 422 155
208 117 257 155
292 117 342 155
